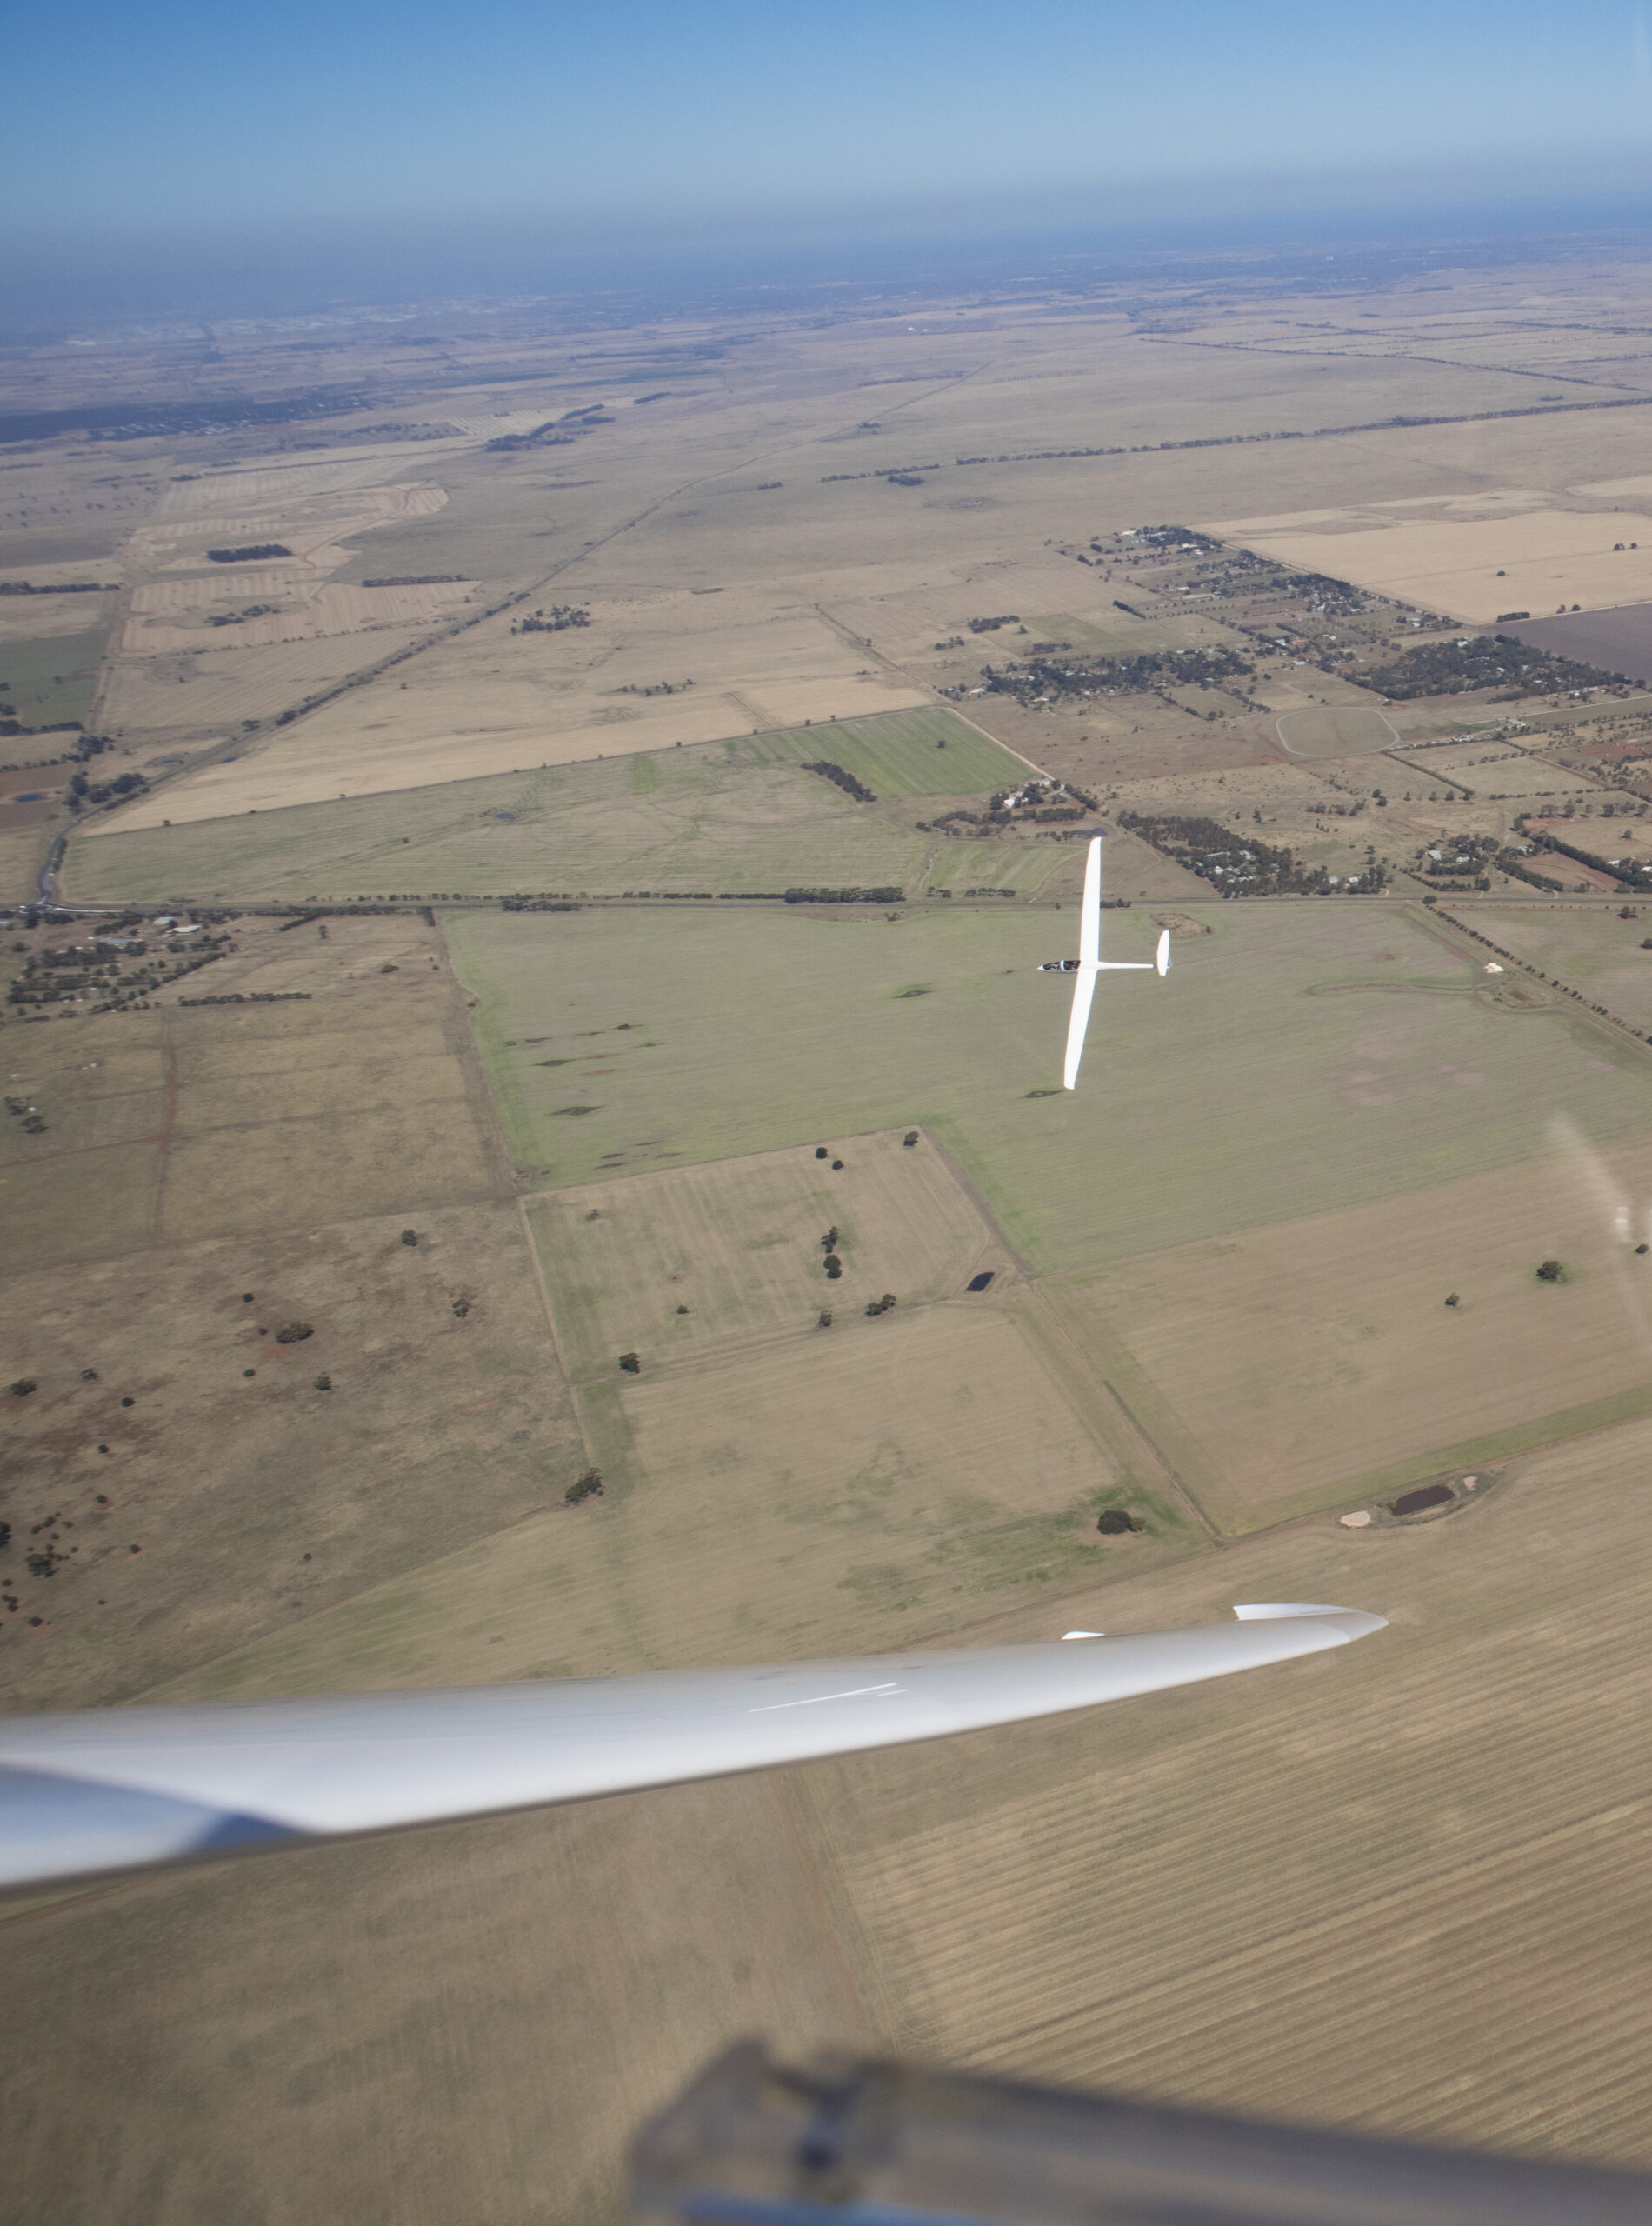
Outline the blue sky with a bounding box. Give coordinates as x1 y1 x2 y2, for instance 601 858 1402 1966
9 0 1652 246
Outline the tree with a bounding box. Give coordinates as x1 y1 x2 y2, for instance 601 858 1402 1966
400 1229 418 1247
1535 1260 1563 1283
619 1350 641 1374
275 1322 313 1343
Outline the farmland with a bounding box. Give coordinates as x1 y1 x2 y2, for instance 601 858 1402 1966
1047 1126 1652 1530
1208 488 1652 627
11 1417 1652 2219
0 913 497 1274
63 707 1029 904
21 247 1652 2225
529 1128 997 1376
1460 903 1652 1036
451 900 1652 1272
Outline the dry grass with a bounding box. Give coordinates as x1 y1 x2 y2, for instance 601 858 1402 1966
0 915 496 1273
1046 1128 1652 1530
1208 491 1652 625
530 1128 996 1378
0 1201 582 1709
802 1415 1652 2165
143 1290 1180 1704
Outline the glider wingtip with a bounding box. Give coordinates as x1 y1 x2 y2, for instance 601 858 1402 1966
1233 1602 1388 1640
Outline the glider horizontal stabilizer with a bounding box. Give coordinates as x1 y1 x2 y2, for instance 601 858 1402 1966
0 1607 1384 1893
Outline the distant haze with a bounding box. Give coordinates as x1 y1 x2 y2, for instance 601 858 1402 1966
7 0 1652 325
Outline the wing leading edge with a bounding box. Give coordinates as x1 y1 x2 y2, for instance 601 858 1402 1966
0 1607 1384 1893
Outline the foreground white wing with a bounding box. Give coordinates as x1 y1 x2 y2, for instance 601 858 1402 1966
0 1607 1383 1892
1062 963 1099 1090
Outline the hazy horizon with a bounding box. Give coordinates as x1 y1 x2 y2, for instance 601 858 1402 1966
8 0 1652 335
6 184 1652 344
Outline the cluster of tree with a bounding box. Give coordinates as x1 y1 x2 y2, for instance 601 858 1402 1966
982 643 1253 706
513 604 590 634
1525 828 1652 890
177 990 312 1006
205 603 279 628
1366 635 1625 700
361 574 467 588
618 1351 641 1375
0 388 369 445
864 1293 898 1317
802 759 876 803
486 410 611 454
0 580 114 596
820 462 940 483
565 1468 604 1505
69 768 146 807
969 615 1020 632
274 1323 313 1344
1117 810 1359 896
498 897 582 912
207 544 291 564
782 886 906 903
1280 570 1367 614
820 1226 842 1280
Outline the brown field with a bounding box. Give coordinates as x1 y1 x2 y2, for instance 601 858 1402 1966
1046 1129 1652 1530
1207 490 1652 625
0 821 50 903
12 1418 1652 2217
1387 741 1600 799
0 913 497 1273
150 1290 1182 1703
530 1129 1000 1378
0 1202 583 1710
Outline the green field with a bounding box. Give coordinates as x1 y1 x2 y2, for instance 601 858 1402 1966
63 750 930 903
1467 905 1652 1034
61 708 1030 903
724 705 1029 796
1 625 109 730
449 901 1652 1275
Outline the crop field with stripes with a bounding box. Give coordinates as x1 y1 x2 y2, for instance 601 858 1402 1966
796 1418 1652 2165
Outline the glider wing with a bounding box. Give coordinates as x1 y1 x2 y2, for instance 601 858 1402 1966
0 1608 1383 1893
1078 835 1102 969
1062 962 1099 1090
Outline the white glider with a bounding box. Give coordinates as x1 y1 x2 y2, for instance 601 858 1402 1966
0 1604 1382 1893
1040 835 1171 1088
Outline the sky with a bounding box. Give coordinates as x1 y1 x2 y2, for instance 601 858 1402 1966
7 2 1652 280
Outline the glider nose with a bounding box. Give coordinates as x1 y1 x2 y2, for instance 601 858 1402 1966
1156 929 1171 976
